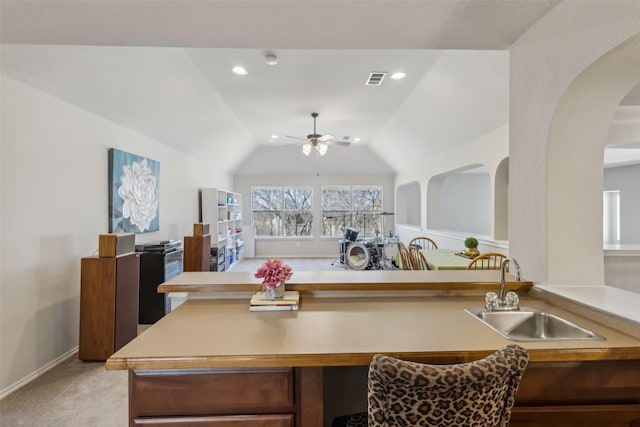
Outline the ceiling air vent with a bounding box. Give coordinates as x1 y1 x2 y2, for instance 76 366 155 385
366 72 386 86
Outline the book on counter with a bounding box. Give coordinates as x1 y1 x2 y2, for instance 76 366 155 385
249 304 299 312
249 290 300 311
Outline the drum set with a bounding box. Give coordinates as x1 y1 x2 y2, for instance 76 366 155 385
337 212 398 270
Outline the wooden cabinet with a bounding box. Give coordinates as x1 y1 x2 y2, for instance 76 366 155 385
132 414 293 426
79 252 139 361
130 368 297 427
200 188 243 271
510 360 640 426
183 234 211 272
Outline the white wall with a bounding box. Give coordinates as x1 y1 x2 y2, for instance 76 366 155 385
509 2 640 285
604 164 640 244
396 181 420 226
0 75 228 396
394 124 509 248
435 173 491 236
234 174 394 258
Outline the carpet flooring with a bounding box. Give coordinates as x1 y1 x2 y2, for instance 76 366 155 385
0 257 339 426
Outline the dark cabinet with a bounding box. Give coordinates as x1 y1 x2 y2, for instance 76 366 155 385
138 249 183 324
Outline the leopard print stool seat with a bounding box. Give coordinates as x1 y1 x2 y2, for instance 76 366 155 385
332 344 529 427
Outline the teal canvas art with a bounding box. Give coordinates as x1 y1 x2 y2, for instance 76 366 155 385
108 148 160 233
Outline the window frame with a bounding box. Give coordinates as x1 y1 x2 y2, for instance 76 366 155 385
251 186 314 238
321 185 383 237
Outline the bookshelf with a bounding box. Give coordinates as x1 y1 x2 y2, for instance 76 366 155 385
200 188 244 271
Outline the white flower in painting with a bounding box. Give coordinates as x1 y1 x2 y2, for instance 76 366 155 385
117 159 158 232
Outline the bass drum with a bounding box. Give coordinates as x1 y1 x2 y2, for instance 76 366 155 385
346 242 378 270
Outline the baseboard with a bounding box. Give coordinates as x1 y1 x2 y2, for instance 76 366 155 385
0 346 78 400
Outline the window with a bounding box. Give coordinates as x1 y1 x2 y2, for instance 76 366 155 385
252 187 313 237
322 186 383 237
603 190 620 244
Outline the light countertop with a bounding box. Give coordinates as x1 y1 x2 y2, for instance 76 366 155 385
106 294 640 371
534 284 640 325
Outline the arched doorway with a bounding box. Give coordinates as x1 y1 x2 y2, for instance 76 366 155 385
547 34 640 285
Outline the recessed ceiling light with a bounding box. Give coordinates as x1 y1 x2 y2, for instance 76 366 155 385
271 135 279 139
232 66 248 76
265 53 278 66
353 137 361 143
390 72 406 80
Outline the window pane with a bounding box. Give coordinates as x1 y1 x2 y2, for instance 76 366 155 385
252 187 282 211
322 186 351 210
283 187 313 211
322 211 351 237
253 212 282 236
352 186 382 211
282 212 313 236
352 212 381 236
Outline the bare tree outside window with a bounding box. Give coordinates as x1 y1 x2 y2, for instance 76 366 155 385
252 187 313 237
322 186 383 237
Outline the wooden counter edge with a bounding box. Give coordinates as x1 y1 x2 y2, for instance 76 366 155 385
158 281 533 293
105 346 640 371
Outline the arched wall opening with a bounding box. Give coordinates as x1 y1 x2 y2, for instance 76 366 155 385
494 157 509 241
547 33 640 285
396 181 421 227
427 163 490 235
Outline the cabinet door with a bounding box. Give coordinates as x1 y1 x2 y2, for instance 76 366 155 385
510 404 640 427
114 253 139 351
133 414 294 427
79 256 117 360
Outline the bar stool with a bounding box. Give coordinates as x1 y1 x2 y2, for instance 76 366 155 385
333 344 530 427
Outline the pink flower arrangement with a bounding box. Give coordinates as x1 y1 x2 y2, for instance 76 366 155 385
254 259 293 290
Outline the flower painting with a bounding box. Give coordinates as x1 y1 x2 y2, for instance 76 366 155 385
109 148 160 233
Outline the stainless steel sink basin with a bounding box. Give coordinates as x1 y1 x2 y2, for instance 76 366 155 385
465 307 605 341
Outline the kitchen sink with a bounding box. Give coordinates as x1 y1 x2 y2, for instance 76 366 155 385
464 307 605 341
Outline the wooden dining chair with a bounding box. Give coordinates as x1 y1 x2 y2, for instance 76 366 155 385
467 252 507 270
408 236 438 250
409 245 431 270
396 242 414 270
333 344 530 427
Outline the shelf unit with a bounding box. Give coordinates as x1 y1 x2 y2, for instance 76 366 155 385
200 188 244 271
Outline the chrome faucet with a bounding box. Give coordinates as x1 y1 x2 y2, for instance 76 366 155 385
485 257 521 311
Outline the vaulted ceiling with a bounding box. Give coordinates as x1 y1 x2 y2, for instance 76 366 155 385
2 1 638 175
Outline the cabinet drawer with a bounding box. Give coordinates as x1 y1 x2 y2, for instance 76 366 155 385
133 414 294 427
516 361 640 405
131 369 294 417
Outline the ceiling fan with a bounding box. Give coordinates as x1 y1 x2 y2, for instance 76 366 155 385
285 112 351 156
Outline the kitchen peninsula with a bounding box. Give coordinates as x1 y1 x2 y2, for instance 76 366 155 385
106 271 640 427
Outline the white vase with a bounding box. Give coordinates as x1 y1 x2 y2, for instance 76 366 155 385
263 282 286 299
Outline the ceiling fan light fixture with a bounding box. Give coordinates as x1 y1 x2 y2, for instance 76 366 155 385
302 143 312 156
231 65 248 76
318 143 328 156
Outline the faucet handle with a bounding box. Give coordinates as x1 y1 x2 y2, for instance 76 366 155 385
505 291 520 308
485 291 498 310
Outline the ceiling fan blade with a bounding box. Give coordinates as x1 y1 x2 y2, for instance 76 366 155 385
284 135 308 141
318 134 335 142
324 139 351 147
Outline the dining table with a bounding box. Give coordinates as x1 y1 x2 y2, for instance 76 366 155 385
423 248 479 270
397 248 489 270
